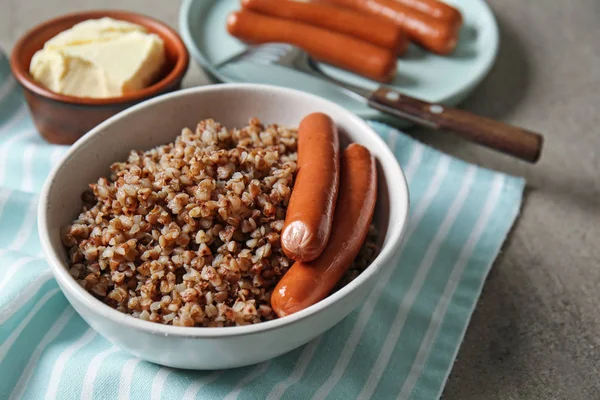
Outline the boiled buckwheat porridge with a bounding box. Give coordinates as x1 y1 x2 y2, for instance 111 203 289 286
62 118 378 327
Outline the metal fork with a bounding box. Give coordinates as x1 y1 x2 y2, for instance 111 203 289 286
215 44 544 163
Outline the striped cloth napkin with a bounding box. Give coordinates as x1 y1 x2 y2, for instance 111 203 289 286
0 49 525 400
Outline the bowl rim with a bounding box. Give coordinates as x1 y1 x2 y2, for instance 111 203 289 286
38 83 410 338
9 9 190 106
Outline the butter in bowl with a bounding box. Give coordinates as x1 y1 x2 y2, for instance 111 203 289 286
10 11 189 145
30 17 167 99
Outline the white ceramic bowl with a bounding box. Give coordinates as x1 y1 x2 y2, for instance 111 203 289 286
38 84 409 370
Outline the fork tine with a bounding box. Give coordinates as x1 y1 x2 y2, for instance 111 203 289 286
214 44 294 69
213 47 253 69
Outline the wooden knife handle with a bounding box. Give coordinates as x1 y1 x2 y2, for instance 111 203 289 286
368 87 544 163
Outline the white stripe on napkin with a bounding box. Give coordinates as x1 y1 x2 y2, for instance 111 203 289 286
150 367 175 400
357 165 477 400
20 145 36 192
396 174 504 400
80 345 121 399
0 256 37 294
0 269 52 325
0 129 36 185
223 361 271 400
9 195 38 250
0 288 60 361
267 337 323 400
0 76 16 105
9 308 75 400
45 328 97 400
312 150 446 400
181 370 223 400
117 358 142 400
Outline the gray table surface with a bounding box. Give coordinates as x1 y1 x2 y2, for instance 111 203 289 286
2 0 599 398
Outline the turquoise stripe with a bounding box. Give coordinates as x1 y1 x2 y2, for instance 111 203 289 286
279 320 360 399
0 294 67 396
371 169 492 399
236 344 309 400
0 116 44 193
91 351 132 400
0 60 526 399
0 52 9 82
54 334 113 399
375 123 391 142
18 124 46 145
12 196 42 254
320 157 465 400
1 136 33 192
0 109 29 145
0 190 32 247
160 371 197 400
128 360 163 400
0 258 48 306
0 87 23 128
222 361 271 399
31 146 53 191
0 190 42 255
20 316 90 399
398 175 506 399
8 309 76 400
196 364 258 399
0 247 29 272
0 279 59 344
181 370 224 400
116 357 144 400
0 190 28 246
409 179 524 400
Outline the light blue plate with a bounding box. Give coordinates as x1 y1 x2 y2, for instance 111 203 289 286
179 0 499 122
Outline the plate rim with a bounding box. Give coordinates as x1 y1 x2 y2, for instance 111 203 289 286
179 0 500 118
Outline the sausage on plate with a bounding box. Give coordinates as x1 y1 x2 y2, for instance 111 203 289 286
281 112 340 262
319 0 459 55
391 0 462 28
272 143 378 318
241 0 409 55
226 10 398 82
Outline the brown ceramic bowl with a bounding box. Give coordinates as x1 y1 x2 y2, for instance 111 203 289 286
10 10 189 145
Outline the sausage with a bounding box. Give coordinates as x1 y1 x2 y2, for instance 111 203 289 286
319 0 459 55
241 0 409 55
391 0 462 28
321 0 458 55
226 10 398 82
272 143 377 318
281 113 340 262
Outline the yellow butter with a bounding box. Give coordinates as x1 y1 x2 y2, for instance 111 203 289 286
29 18 165 98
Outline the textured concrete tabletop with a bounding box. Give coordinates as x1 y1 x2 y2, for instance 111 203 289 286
2 0 599 398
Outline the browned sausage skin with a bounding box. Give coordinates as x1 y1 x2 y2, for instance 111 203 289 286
392 0 462 27
272 143 377 318
241 0 409 55
281 113 340 262
319 0 459 55
226 10 398 82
